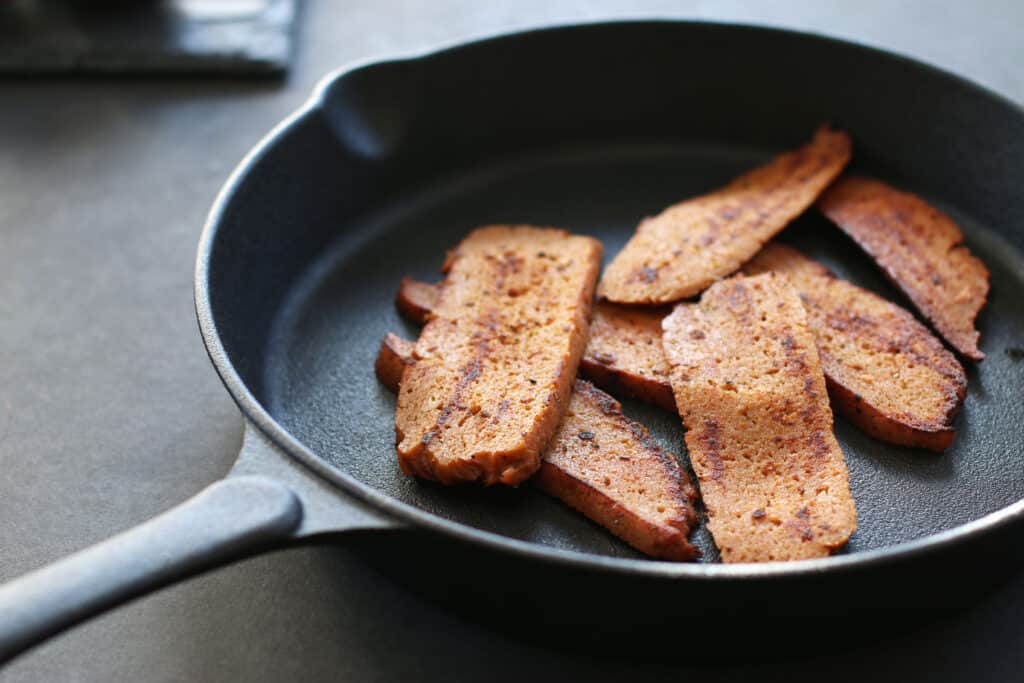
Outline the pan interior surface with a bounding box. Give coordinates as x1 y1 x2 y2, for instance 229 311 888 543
262 138 1024 563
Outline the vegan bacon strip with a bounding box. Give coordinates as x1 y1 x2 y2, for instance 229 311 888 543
395 226 602 486
662 274 856 563
395 277 438 325
578 302 676 411
598 125 851 304
817 176 989 361
395 277 439 324
538 379 699 561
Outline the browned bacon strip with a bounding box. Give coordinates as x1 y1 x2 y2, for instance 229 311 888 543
579 302 677 411
817 176 989 361
395 226 602 486
662 274 856 563
375 333 417 393
743 243 967 451
395 277 437 324
598 125 851 304
377 336 699 560
396 279 676 411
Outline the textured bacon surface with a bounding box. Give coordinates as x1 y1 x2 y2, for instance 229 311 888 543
536 379 699 561
578 302 677 411
396 264 965 451
817 176 989 361
395 226 602 486
662 273 856 563
377 336 699 560
397 280 677 411
744 243 966 451
598 126 851 304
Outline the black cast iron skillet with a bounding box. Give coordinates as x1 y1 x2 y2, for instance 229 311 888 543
2 21 1024 664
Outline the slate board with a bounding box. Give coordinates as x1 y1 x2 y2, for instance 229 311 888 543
0 0 298 75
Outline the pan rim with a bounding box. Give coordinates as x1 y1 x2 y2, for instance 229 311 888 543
195 19 1024 578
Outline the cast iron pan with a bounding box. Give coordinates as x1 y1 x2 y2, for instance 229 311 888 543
2 21 1024 664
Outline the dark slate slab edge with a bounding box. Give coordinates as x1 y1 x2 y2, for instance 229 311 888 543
0 0 299 75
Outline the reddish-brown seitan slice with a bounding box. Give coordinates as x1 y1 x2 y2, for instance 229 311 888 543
663 273 856 563
579 302 677 411
599 125 851 304
395 277 438 324
397 279 677 411
817 176 989 361
537 379 699 560
374 335 417 394
743 243 967 451
396 226 602 486
375 333 417 393
376 335 699 560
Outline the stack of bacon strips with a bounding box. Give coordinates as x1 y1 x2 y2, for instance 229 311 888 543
377 126 989 564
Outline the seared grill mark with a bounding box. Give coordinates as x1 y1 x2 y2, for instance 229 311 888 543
629 422 698 496
724 280 754 326
777 332 827 475
699 419 725 483
809 430 830 458
633 266 659 283
574 379 622 418
786 506 815 542
493 250 525 290
822 303 961 380
491 398 511 425
425 340 488 444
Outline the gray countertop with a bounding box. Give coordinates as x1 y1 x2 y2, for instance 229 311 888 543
1 2 1022 681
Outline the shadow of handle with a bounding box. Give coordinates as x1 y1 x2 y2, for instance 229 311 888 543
0 476 302 665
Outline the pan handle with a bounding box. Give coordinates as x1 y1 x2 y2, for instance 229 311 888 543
0 476 302 665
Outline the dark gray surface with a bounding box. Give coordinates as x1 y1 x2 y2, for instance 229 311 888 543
0 0 298 75
0 1 1021 681
0 476 301 663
